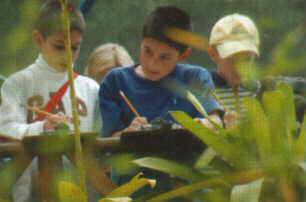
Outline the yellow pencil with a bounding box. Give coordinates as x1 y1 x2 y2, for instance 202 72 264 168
119 90 141 117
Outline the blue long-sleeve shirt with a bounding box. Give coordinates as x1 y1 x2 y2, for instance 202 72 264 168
99 64 221 137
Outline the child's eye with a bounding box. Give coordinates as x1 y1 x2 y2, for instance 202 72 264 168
145 48 152 56
160 55 171 61
53 44 65 50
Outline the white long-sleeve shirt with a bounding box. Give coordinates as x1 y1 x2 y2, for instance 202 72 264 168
0 55 99 139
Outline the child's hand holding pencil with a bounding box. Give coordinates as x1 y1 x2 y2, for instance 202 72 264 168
118 90 148 134
26 105 71 132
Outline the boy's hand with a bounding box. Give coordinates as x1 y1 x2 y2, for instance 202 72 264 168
194 118 215 131
124 117 148 133
43 112 70 132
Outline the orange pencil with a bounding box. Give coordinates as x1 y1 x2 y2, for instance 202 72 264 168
26 105 72 122
119 90 141 117
26 106 53 117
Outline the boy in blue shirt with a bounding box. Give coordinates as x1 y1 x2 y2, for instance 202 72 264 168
99 6 222 138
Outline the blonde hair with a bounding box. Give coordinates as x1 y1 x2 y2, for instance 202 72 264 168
85 43 134 82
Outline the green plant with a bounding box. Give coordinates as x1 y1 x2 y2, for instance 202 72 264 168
134 83 306 202
58 173 156 202
59 0 87 199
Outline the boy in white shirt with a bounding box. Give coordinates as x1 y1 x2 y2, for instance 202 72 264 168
0 0 99 140
0 1 99 201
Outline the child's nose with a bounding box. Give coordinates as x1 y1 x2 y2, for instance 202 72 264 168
147 56 159 68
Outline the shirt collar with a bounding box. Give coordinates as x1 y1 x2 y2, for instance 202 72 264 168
35 54 73 80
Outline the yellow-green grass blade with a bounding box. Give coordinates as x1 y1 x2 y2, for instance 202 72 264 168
230 178 264 202
106 153 137 176
294 115 306 162
194 147 217 170
277 83 297 151
107 173 156 197
146 170 263 202
243 98 271 166
134 157 204 182
58 181 87 202
298 161 306 172
262 91 289 164
186 90 208 117
186 91 224 132
99 197 132 202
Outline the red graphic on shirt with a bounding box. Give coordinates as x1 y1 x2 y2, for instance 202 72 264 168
27 93 87 123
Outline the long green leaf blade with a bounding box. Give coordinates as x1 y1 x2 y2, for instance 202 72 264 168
186 91 223 131
186 90 208 117
277 83 297 151
262 91 288 162
147 170 263 202
230 178 264 202
171 111 249 169
243 98 271 165
294 115 306 161
133 157 204 182
58 181 87 202
107 173 156 197
194 147 217 170
99 197 132 202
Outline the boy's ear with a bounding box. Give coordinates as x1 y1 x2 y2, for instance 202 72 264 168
207 46 220 63
178 48 192 62
32 30 45 49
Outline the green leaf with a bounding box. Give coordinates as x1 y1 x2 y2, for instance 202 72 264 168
194 147 217 169
262 91 289 160
230 178 264 202
133 157 204 182
58 181 87 202
186 90 208 117
147 170 263 202
106 153 137 175
243 98 271 164
298 161 306 172
99 197 132 202
186 91 223 131
294 115 306 161
107 173 156 197
171 111 250 169
277 83 297 150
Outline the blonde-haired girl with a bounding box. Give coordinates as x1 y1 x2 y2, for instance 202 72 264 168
85 43 134 83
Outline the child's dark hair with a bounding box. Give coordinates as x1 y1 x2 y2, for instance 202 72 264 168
143 6 192 53
34 0 86 37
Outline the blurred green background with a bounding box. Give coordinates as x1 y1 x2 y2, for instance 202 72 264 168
1 0 306 78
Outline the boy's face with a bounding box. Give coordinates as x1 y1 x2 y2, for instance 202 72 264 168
33 30 82 72
221 51 256 72
137 38 187 81
215 50 256 87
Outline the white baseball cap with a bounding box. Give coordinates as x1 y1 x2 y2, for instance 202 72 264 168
209 13 260 59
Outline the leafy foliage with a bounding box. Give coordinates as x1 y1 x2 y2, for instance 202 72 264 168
58 173 155 202
58 181 87 202
133 83 306 201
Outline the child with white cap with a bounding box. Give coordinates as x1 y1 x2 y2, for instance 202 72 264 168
208 13 261 127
